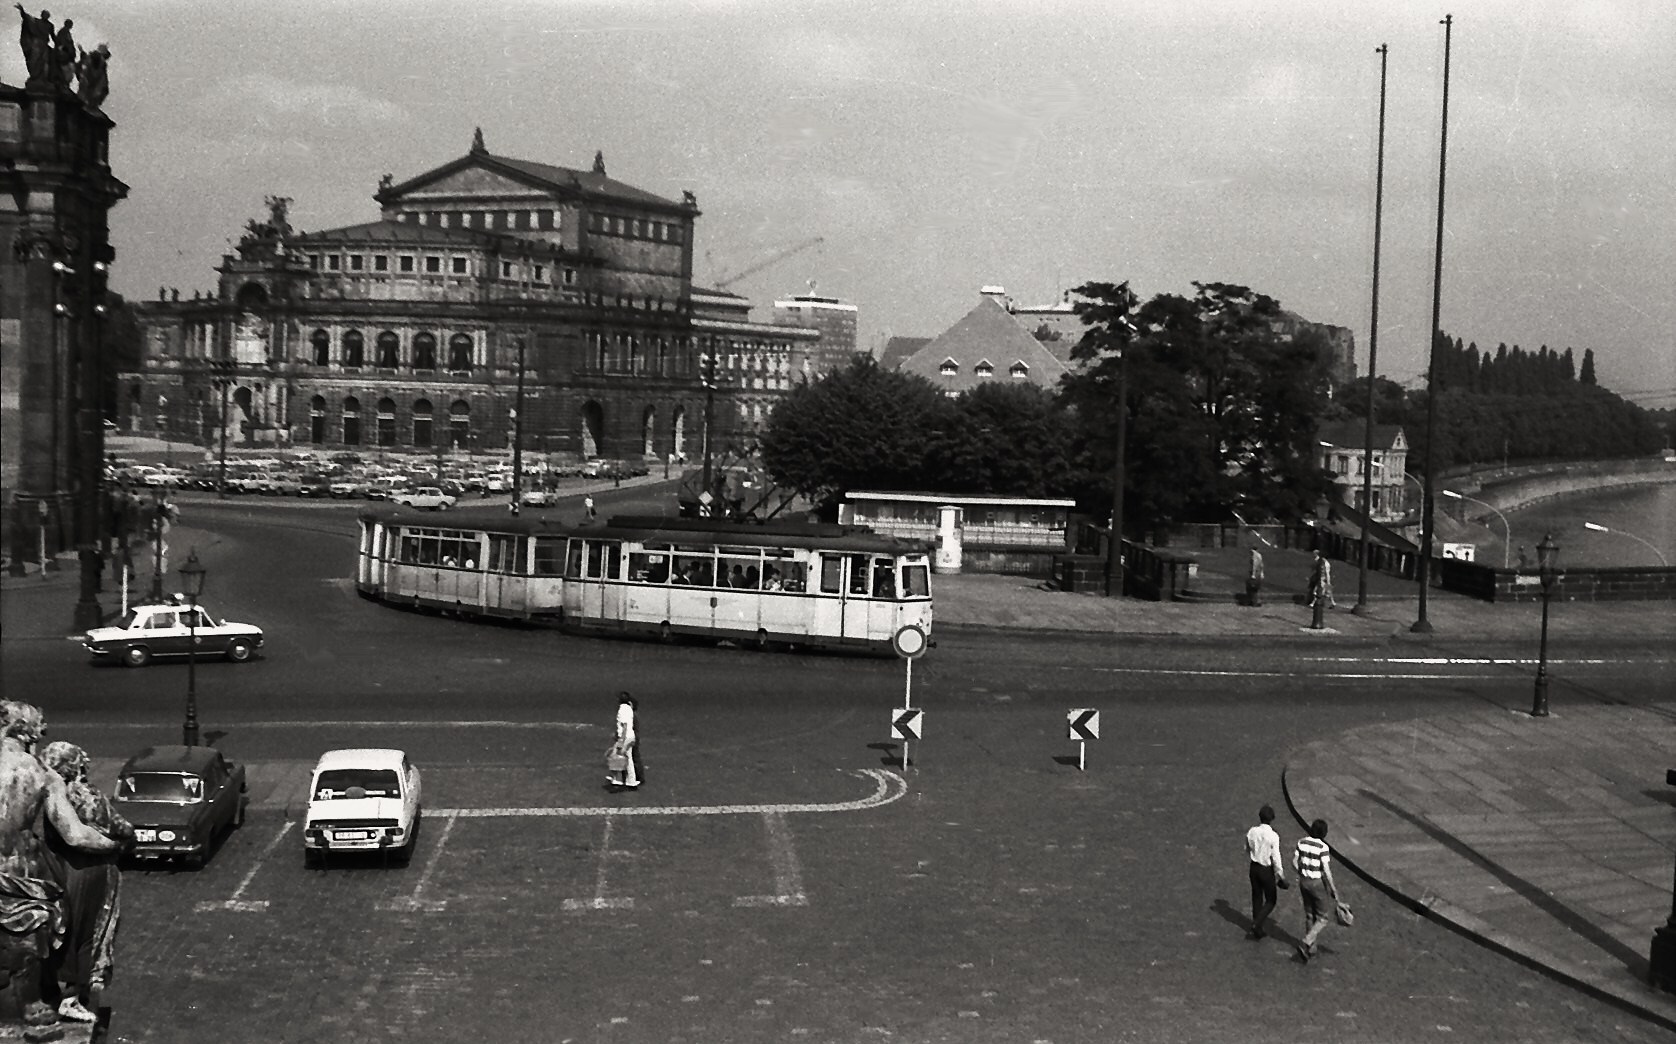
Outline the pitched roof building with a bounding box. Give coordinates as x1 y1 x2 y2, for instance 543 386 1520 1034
895 288 1070 396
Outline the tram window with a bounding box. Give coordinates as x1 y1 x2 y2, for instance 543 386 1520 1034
847 554 870 596
605 542 621 580
672 552 714 587
488 536 520 574
819 556 842 594
402 539 421 564
629 549 670 583
532 539 564 576
780 561 807 592
903 563 930 598
872 557 896 599
585 541 605 579
565 541 584 580
720 554 760 590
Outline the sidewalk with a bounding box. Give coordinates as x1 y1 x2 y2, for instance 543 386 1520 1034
1285 702 1676 1030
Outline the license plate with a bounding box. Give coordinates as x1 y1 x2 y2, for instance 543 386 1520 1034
333 830 372 841
134 829 157 842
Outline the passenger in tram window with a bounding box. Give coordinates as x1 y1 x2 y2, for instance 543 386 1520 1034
873 559 896 599
442 555 457 567
744 565 759 589
848 555 869 595
728 565 747 589
762 566 782 591
463 558 476 569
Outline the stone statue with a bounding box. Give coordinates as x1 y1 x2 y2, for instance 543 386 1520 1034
470 126 485 154
74 43 108 110
378 172 393 192
592 150 606 175
13 6 53 84
0 702 119 1034
50 17 72 88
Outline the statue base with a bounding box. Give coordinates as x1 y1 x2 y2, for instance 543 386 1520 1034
0 1015 102 1042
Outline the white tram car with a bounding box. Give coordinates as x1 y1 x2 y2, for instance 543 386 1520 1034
355 508 935 655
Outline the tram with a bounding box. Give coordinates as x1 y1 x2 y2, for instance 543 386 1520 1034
355 507 935 654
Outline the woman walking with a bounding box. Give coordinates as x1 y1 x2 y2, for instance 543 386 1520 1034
611 692 642 789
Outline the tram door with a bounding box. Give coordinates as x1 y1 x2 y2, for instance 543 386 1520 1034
815 554 877 643
581 539 623 623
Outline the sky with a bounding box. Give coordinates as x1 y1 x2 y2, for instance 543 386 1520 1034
9 0 1673 406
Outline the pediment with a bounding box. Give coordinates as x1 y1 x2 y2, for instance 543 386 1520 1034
398 164 555 203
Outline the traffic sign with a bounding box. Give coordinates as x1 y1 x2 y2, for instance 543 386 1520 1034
890 707 921 741
1067 708 1100 741
892 624 927 659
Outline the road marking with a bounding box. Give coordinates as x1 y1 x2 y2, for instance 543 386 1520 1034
1299 655 1659 666
1073 666 1493 680
734 810 808 907
377 811 455 913
66 719 598 730
563 814 634 911
432 768 907 818
196 820 293 913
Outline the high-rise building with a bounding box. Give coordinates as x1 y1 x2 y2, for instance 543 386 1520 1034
771 292 857 381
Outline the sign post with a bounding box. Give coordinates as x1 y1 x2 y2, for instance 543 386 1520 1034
1067 708 1100 771
891 707 922 770
891 625 928 768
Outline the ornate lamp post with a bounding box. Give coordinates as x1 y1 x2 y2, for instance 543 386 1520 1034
1650 769 1676 994
179 549 207 746
1530 532 1559 718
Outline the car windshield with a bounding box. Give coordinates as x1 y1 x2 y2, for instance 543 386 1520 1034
113 608 141 630
314 768 402 799
118 772 204 802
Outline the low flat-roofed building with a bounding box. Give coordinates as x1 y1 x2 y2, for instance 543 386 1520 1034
840 490 1077 576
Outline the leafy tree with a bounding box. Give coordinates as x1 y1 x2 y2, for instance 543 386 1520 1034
931 382 1075 497
1332 375 1408 424
759 353 953 514
1579 348 1597 385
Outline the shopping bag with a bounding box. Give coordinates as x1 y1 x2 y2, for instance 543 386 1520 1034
1334 901 1355 927
606 745 628 773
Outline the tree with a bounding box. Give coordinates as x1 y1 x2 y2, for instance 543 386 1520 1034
1579 348 1597 385
1333 375 1407 424
930 382 1075 497
759 354 953 515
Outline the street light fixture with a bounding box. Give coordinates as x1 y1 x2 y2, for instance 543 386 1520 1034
1530 532 1560 718
1584 521 1669 567
179 549 207 746
1441 489 1512 569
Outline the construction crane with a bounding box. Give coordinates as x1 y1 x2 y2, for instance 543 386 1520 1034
714 236 824 290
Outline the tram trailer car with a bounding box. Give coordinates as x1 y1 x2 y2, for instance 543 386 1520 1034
356 509 935 655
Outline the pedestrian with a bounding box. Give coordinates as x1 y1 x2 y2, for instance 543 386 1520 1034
610 691 641 789
1244 804 1288 938
1245 545 1265 607
1308 549 1333 609
584 494 596 521
1293 817 1342 962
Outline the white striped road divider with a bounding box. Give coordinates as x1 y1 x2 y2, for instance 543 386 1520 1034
430 768 906 818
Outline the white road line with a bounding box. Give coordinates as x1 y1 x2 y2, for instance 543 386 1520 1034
1299 656 1656 666
1072 666 1492 679
563 814 634 911
66 719 598 730
433 768 907 819
734 810 808 908
196 820 293 913
377 811 456 912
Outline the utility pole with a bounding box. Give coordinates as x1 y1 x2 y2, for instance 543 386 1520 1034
1414 13 1454 635
1103 289 1138 599
700 346 718 516
215 360 232 498
509 337 527 515
1353 44 1390 617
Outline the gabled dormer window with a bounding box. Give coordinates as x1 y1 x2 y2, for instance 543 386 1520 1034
939 358 959 376
1009 361 1030 379
974 359 994 378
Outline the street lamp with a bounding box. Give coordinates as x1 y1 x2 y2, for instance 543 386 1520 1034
1442 489 1512 569
1530 532 1560 718
1584 521 1669 567
179 549 207 746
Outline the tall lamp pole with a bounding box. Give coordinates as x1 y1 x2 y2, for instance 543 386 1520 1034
1584 521 1669 567
1103 291 1138 599
215 361 232 499
1650 769 1676 994
509 337 527 516
1353 43 1390 616
1442 489 1512 568
148 489 166 601
1414 13 1454 635
700 346 718 516
1530 532 1559 718
179 549 207 746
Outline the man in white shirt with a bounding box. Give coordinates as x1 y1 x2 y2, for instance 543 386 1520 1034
1245 804 1288 939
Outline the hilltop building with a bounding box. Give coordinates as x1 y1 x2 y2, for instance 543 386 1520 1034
118 130 815 462
1316 421 1410 522
894 288 1070 396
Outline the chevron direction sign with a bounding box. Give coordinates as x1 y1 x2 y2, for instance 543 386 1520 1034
891 707 922 741
1067 708 1100 741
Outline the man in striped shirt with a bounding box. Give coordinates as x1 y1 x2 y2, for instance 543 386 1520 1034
1293 818 1341 962
1244 804 1287 939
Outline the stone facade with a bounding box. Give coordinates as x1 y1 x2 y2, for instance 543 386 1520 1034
118 133 815 463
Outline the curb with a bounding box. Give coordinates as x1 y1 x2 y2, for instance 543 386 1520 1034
1281 761 1676 1033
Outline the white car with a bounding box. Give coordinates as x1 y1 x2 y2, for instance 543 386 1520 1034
391 486 456 510
302 748 422 867
82 599 264 668
519 489 554 506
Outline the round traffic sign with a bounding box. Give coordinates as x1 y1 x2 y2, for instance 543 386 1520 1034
892 624 927 659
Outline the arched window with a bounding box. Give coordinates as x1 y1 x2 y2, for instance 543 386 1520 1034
310 329 330 367
642 405 656 457
449 399 471 449
448 333 473 372
377 397 397 446
410 332 434 371
413 398 434 447
378 331 401 369
342 397 361 445
309 395 326 444
343 330 365 369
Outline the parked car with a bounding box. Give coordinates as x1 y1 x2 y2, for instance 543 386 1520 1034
113 745 248 868
302 748 422 867
391 486 456 510
328 479 361 499
519 489 554 507
83 598 264 668
298 474 335 498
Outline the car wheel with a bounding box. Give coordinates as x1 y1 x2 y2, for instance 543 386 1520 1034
303 848 322 870
122 644 151 668
226 638 254 663
437 502 450 511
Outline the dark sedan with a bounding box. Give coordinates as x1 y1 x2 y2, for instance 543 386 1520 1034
113 745 248 868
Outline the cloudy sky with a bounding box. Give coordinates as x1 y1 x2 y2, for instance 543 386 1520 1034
11 0 1673 405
